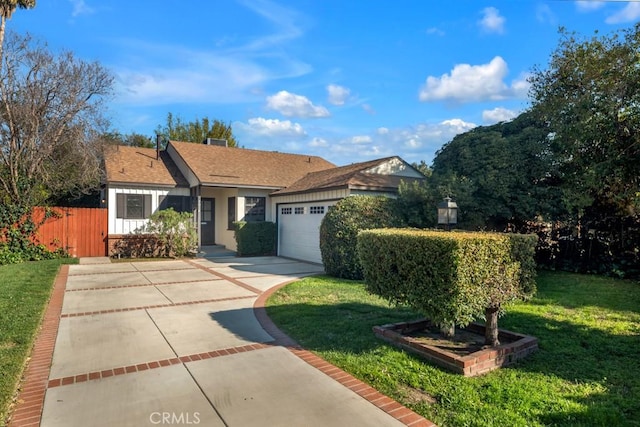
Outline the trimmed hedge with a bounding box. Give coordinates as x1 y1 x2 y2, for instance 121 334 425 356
357 228 537 333
319 196 402 280
234 221 276 256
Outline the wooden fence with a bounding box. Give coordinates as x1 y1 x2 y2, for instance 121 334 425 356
32 207 108 257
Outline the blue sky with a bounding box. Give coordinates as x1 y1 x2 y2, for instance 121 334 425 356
8 0 640 166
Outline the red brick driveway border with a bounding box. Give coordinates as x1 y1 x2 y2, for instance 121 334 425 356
7 265 69 427
254 280 436 427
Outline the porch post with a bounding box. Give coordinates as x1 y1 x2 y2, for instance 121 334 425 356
193 186 202 251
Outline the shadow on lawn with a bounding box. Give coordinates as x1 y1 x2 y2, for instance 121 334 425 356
264 299 640 425
266 301 421 353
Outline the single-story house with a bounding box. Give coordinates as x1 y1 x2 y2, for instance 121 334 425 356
103 139 425 263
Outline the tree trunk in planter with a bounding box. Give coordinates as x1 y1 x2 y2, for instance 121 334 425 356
440 321 455 338
485 305 500 346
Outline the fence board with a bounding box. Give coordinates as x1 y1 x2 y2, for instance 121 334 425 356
33 207 108 257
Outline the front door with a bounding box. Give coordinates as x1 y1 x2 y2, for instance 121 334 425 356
201 198 215 245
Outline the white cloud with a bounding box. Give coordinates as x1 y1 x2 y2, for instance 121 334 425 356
236 0 304 51
511 73 531 98
606 3 640 24
69 0 95 17
362 103 376 115
479 7 505 34
243 117 306 136
419 56 526 103
426 27 445 36
309 137 328 147
266 90 330 118
439 119 478 134
351 135 373 144
325 119 476 164
482 107 518 124
536 4 556 24
327 84 350 105
235 116 478 166
113 1 312 107
576 1 605 12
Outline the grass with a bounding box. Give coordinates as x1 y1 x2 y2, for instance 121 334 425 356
0 258 77 424
266 271 640 426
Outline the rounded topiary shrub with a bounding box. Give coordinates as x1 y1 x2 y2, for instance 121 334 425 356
319 195 401 280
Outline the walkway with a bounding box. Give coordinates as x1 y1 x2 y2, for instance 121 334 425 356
9 257 434 427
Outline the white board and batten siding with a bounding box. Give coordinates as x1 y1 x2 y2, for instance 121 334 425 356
275 189 347 264
107 186 190 235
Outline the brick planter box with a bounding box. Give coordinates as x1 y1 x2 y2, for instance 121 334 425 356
373 319 538 377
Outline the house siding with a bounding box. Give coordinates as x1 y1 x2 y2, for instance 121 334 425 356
107 186 190 235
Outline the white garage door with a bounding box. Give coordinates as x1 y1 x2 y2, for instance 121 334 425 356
278 202 334 264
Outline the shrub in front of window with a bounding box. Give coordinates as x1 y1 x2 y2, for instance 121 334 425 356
357 228 537 346
141 208 197 257
319 196 401 280
233 221 276 256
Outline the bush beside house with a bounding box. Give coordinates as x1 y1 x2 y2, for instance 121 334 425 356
319 196 402 280
111 208 197 258
234 221 276 256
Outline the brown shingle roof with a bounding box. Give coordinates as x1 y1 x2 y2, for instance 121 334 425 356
168 141 335 188
272 156 424 196
104 145 188 187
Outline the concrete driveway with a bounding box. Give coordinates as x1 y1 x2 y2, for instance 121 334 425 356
9 257 432 427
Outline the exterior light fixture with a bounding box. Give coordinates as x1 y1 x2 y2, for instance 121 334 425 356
437 197 458 231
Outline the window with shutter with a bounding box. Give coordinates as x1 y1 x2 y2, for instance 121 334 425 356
116 193 152 219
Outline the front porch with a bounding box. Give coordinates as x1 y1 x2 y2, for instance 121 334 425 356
197 245 237 259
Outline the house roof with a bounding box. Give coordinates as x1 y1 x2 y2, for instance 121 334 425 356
272 156 425 196
168 141 335 188
103 145 188 187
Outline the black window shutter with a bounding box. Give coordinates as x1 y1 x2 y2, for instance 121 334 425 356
144 194 152 218
116 194 124 218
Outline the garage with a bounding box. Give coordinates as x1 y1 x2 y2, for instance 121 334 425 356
277 202 334 264
272 156 426 265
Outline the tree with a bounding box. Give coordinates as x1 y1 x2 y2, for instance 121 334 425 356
358 229 537 346
430 112 560 229
0 32 113 206
411 160 431 177
156 113 238 147
0 0 34 59
529 25 640 216
101 132 155 148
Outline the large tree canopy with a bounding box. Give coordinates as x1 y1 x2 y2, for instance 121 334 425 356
156 113 238 147
529 25 640 216
0 32 113 205
430 112 558 229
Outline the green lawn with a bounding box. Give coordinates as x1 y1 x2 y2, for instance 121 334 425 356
266 271 640 426
0 258 77 424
